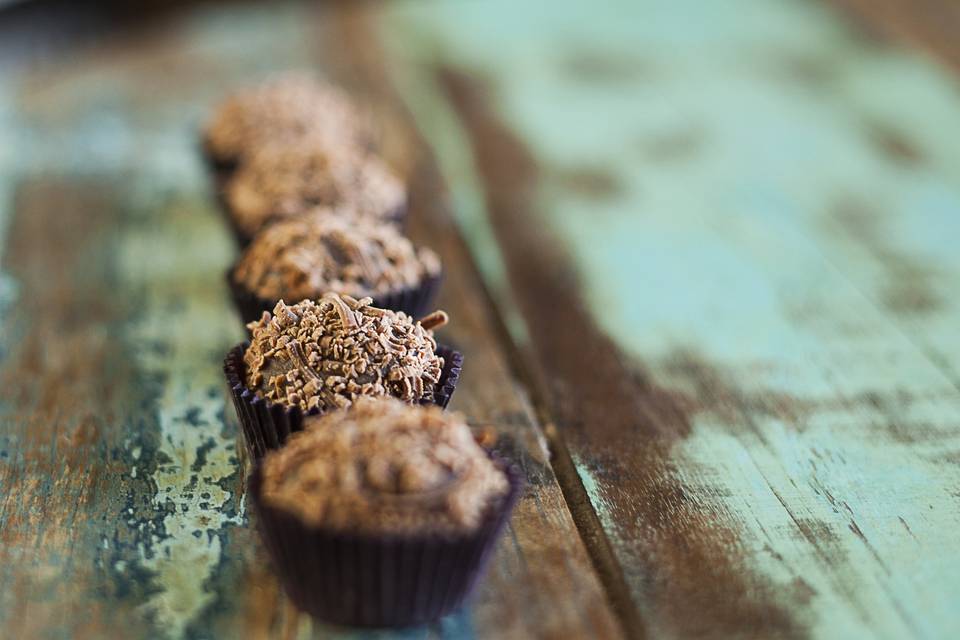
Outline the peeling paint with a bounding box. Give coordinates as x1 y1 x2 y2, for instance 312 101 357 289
117 200 243 638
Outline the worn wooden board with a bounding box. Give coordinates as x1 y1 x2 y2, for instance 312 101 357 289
4 0 960 638
0 2 620 639
377 0 960 638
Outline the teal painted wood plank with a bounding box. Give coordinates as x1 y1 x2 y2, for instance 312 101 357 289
380 0 960 638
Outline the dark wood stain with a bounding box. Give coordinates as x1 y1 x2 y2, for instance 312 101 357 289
830 0 960 72
832 198 941 315
791 518 844 557
660 350 814 435
560 49 653 84
897 516 918 541
637 127 705 164
670 349 960 445
552 164 625 202
863 120 924 165
437 66 811 640
773 53 838 89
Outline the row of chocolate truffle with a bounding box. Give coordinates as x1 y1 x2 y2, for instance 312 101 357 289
206 74 456 428
204 73 441 320
205 74 518 628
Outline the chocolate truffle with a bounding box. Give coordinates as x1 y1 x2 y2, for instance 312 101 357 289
202 72 370 168
248 396 517 628
243 294 447 413
231 212 441 305
260 397 509 536
225 142 406 239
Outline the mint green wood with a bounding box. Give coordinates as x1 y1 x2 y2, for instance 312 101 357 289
381 0 960 637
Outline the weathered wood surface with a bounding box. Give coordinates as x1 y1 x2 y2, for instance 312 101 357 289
377 0 960 638
0 2 619 639
2 0 960 638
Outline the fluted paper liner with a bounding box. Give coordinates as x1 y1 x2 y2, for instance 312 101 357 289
249 459 522 628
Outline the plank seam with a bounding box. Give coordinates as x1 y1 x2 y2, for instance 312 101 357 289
321 6 643 636
438 246 647 640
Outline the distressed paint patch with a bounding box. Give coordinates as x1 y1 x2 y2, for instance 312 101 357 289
550 163 625 202
559 49 653 85
861 120 924 166
116 192 244 638
830 198 941 315
635 126 706 164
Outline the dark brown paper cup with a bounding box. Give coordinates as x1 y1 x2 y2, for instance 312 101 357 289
227 271 443 325
201 147 249 248
249 459 522 628
201 137 239 181
223 343 463 459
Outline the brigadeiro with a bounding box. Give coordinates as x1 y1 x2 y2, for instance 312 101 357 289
228 211 441 323
202 72 373 176
223 141 406 245
223 294 461 458
249 397 522 627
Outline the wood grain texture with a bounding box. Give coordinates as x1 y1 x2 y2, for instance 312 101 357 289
0 1 620 638
378 0 960 638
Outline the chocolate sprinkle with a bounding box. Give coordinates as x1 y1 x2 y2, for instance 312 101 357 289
232 212 440 303
243 295 446 412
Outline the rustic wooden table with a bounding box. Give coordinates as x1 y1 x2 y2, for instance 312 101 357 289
1 1 959 638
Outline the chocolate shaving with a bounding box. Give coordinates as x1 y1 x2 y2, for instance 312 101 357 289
243 295 444 412
324 292 359 330
418 310 449 331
